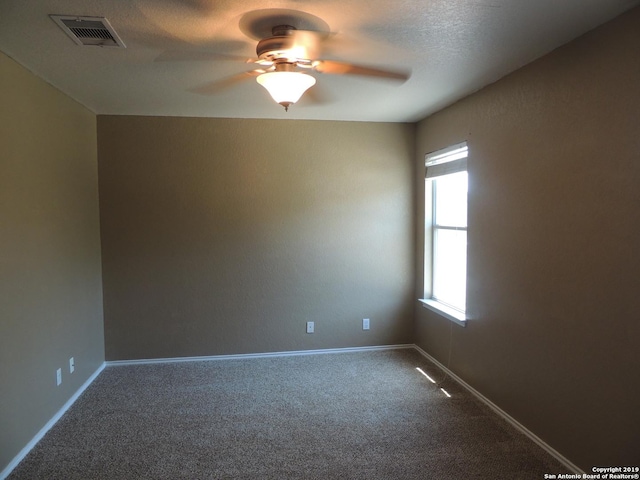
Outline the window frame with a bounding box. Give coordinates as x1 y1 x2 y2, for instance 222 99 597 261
420 142 468 326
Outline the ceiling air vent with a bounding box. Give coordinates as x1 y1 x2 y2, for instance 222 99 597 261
50 15 126 47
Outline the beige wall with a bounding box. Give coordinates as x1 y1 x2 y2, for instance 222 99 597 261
0 52 104 470
415 7 640 470
98 116 415 360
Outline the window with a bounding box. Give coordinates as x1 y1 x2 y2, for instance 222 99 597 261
421 142 468 325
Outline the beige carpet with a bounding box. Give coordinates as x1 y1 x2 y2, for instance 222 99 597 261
8 348 571 479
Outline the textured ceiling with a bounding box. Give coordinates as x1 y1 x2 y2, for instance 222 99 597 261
1 0 638 122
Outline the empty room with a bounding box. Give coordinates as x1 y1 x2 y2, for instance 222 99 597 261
1 1 639 478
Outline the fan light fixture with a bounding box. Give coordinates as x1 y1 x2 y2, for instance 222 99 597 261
256 71 316 111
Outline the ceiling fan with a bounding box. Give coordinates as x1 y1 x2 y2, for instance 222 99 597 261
245 24 410 111
170 13 410 112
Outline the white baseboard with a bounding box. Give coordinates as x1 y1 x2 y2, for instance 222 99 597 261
412 345 583 475
106 344 416 366
0 362 105 480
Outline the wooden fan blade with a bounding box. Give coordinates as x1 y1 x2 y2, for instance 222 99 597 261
314 60 410 82
189 70 260 95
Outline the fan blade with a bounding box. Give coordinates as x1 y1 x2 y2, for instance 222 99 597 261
314 60 410 82
189 70 260 95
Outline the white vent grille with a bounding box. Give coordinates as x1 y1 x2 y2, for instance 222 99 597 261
50 15 126 47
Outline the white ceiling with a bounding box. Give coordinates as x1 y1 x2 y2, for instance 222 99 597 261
1 0 638 123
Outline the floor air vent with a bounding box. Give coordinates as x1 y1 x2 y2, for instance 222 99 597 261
50 15 126 47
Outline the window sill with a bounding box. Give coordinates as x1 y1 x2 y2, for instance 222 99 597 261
419 299 466 327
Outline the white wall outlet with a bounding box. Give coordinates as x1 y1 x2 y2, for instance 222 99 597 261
69 357 75 374
56 368 62 386
306 321 315 334
363 318 370 330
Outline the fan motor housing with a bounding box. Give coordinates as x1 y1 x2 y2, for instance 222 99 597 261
256 25 300 60
257 37 292 58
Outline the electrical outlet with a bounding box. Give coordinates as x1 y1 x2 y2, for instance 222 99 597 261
69 357 75 374
306 321 315 334
363 318 370 330
56 368 62 386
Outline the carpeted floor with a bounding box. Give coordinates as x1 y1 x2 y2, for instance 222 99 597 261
8 348 571 479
